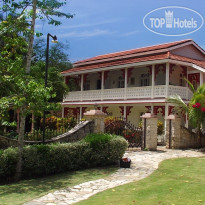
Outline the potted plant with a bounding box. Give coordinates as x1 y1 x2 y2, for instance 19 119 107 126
120 157 131 168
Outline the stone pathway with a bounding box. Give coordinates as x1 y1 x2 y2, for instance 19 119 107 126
25 147 205 205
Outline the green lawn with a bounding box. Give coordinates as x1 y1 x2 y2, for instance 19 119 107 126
77 157 205 205
0 166 117 205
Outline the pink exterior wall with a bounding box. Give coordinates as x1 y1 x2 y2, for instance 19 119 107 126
171 45 205 61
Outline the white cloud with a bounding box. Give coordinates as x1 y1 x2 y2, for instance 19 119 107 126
60 19 120 29
58 29 116 38
120 30 140 37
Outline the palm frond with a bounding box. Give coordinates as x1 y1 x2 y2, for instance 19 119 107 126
166 95 188 113
184 78 195 93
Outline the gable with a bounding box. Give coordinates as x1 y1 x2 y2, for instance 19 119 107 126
171 44 205 61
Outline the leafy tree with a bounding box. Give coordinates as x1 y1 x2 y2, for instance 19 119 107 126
0 0 73 180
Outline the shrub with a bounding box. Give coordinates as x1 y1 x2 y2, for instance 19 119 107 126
0 134 128 182
0 147 18 181
84 133 128 166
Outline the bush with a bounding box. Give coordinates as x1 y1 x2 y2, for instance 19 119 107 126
83 133 128 166
0 134 128 182
0 147 18 181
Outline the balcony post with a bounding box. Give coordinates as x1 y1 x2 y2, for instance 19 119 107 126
81 74 84 101
200 71 203 86
166 62 169 98
62 106 64 118
151 64 155 99
164 103 169 135
80 106 82 120
124 68 128 100
101 71 104 100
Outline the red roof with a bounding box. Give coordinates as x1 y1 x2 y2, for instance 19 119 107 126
74 39 192 65
61 39 205 75
169 54 205 68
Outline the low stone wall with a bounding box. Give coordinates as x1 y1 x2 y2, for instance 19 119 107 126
166 124 205 149
0 121 94 149
0 135 19 149
179 126 205 148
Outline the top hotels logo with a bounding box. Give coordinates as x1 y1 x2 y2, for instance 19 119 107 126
143 6 204 36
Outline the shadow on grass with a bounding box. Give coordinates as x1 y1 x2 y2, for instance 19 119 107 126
0 166 117 205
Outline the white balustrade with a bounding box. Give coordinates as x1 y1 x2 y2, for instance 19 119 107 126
63 85 192 102
63 91 81 102
168 85 189 100
126 86 152 98
82 90 101 101
103 88 125 100
187 88 193 100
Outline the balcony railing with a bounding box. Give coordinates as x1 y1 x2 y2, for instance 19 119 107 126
63 85 193 102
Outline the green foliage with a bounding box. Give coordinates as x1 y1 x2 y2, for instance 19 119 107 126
84 133 112 149
84 133 128 166
0 134 127 182
166 79 205 134
157 120 164 135
1 0 73 27
0 147 19 180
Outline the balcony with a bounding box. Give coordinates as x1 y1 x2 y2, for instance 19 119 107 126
63 85 193 102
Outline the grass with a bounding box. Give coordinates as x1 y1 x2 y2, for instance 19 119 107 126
0 166 117 205
77 157 205 205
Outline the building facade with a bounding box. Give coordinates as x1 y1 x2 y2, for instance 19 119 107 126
61 39 205 128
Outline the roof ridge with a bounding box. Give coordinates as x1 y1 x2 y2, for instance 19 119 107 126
74 39 192 65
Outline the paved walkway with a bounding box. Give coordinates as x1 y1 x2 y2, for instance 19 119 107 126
25 147 205 205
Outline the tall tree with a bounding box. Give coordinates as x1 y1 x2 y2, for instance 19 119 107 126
0 0 73 180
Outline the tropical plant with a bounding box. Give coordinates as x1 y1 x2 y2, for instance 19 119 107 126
166 79 205 145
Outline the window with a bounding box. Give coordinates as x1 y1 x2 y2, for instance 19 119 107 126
84 80 90 90
118 76 125 88
97 80 101 90
130 77 135 85
140 73 150 86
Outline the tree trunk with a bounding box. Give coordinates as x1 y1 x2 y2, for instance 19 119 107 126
15 107 26 181
25 0 37 73
31 112 35 132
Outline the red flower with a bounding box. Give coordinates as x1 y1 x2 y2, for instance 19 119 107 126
192 103 201 108
201 107 205 112
195 102 201 108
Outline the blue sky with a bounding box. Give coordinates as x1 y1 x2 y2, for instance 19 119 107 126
36 0 205 63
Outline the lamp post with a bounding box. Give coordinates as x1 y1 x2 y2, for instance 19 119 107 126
42 33 58 144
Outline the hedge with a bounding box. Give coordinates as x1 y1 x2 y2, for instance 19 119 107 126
0 134 128 182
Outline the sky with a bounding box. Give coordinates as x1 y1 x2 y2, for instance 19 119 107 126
36 0 205 63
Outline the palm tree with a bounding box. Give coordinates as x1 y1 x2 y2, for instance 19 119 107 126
166 80 205 145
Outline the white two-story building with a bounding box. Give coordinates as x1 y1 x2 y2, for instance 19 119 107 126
61 39 205 128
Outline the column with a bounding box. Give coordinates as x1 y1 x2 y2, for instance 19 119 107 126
164 103 169 140
124 68 128 100
200 71 203 86
80 107 82 120
151 103 154 114
151 64 155 99
62 106 64 118
186 67 189 100
101 71 104 101
141 113 158 151
165 62 169 98
81 74 84 101
124 105 126 119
